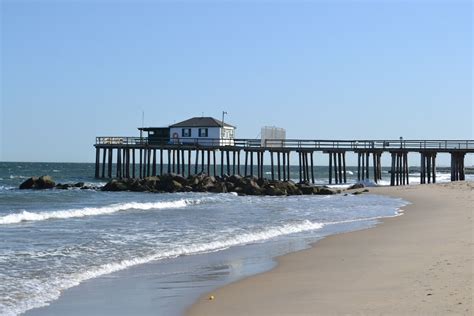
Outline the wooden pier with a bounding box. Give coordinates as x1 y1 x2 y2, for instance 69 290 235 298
94 138 473 186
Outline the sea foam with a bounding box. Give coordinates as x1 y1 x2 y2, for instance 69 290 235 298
0 199 202 225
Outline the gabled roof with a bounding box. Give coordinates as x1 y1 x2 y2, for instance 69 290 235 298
170 117 236 128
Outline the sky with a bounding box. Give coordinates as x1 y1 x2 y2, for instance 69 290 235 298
1 0 472 165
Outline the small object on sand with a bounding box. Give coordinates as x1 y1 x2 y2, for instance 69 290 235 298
209 295 215 300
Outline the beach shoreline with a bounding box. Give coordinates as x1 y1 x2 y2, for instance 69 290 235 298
187 182 473 315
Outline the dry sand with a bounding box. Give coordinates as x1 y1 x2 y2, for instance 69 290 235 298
188 182 473 315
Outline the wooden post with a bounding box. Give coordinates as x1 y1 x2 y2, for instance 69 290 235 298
342 152 346 184
250 151 254 177
304 152 308 183
365 152 369 180
159 149 163 176
257 151 261 178
277 152 281 181
95 147 100 178
333 153 338 184
232 151 236 175
194 149 199 174
237 150 241 175
378 153 382 180
101 148 107 178
138 149 143 178
298 152 302 183
357 153 361 181
147 149 151 177
167 150 171 174
427 154 431 183
310 151 315 184
282 152 286 181
420 153 425 184
244 151 248 176
372 153 377 183
226 150 230 176
132 149 136 178
187 150 191 177
116 148 121 178
270 151 275 181
328 153 333 184
390 153 395 186
207 149 211 176
432 153 436 183
336 153 341 184
201 150 205 173
287 152 290 182
175 149 179 175
221 150 224 177
213 150 217 176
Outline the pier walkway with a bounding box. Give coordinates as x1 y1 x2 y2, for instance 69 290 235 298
94 138 473 186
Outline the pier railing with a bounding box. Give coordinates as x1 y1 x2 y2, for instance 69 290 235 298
95 137 474 151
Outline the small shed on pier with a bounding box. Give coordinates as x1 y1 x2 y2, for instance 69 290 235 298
169 117 236 146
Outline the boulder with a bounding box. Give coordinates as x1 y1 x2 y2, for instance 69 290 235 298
102 179 129 191
37 176 55 189
19 176 55 189
297 184 314 195
315 187 335 195
265 185 286 196
56 183 72 190
19 177 38 189
347 183 365 190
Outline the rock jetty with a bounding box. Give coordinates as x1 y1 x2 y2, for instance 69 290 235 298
19 174 338 196
101 173 337 196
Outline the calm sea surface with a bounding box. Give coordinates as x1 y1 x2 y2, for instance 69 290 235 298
2 161 464 315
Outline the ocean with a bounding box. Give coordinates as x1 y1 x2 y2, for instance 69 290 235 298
0 161 469 315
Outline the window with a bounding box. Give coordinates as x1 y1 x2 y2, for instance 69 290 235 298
182 128 191 137
198 128 208 137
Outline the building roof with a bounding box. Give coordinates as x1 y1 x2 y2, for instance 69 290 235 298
138 127 169 131
170 117 236 128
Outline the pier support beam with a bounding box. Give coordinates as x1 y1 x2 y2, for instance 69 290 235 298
390 151 409 186
420 152 437 184
450 152 466 181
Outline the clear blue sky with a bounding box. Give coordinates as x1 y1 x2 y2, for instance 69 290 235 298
1 0 472 165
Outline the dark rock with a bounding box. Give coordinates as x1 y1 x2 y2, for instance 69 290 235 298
227 174 242 184
265 185 286 196
37 176 55 189
225 182 235 192
102 179 129 191
315 187 335 195
19 177 38 189
74 182 85 188
348 183 365 190
20 176 55 189
297 184 314 195
56 183 72 190
243 178 263 195
208 181 227 193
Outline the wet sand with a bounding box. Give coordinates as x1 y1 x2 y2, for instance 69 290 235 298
188 182 473 315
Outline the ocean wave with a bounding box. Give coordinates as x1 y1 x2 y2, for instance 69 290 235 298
2 220 324 316
0 199 203 225
9 175 28 179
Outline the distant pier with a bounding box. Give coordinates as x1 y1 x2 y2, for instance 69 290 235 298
94 138 473 186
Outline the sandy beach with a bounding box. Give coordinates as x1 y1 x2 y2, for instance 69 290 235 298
188 182 473 315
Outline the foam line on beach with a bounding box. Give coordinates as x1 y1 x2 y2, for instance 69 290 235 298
0 199 203 225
